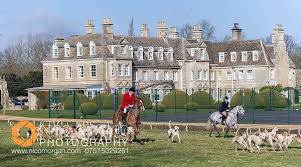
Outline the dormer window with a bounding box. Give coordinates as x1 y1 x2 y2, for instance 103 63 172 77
219 52 224 62
148 47 154 60
121 46 127 55
52 44 58 58
168 47 173 60
77 42 83 57
242 51 248 62
158 47 164 60
89 41 96 56
138 46 143 60
231 52 236 62
129 46 133 58
252 51 258 61
191 48 202 57
64 43 70 57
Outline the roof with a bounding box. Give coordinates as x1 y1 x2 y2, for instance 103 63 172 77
28 84 103 91
205 40 272 66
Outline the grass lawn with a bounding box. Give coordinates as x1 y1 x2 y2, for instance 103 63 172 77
1 122 301 166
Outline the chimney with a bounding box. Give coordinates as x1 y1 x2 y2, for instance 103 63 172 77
157 21 168 38
102 17 113 39
231 23 242 41
54 33 64 45
168 27 178 39
272 24 284 44
85 19 95 34
192 24 203 41
140 24 149 37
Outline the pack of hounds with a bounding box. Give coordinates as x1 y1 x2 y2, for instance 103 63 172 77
232 127 301 153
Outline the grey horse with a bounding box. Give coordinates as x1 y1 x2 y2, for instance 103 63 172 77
208 105 245 138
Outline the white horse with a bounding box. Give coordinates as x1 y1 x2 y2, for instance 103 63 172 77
208 105 245 138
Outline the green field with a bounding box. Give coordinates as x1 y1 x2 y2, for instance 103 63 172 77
1 122 301 167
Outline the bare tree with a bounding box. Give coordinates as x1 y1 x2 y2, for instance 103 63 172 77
128 17 134 36
178 19 216 41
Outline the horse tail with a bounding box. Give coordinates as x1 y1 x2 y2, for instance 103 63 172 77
206 119 212 130
168 120 171 129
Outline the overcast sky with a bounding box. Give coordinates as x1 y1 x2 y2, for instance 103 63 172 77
0 0 301 50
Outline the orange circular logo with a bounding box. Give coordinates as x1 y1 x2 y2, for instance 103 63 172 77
11 121 38 147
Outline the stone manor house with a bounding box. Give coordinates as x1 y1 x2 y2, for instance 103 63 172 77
28 18 296 109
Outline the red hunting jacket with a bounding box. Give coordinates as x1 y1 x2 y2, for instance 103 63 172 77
120 92 136 110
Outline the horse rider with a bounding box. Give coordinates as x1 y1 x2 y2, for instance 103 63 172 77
120 87 137 123
219 96 229 125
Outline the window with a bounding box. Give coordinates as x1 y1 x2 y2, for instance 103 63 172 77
125 64 129 76
135 71 138 81
65 66 71 79
129 46 133 58
153 71 158 80
118 64 123 76
252 51 258 61
111 64 115 76
52 44 58 58
238 70 244 80
143 71 147 81
191 71 194 80
198 70 202 80
203 70 208 80
242 52 247 62
168 47 173 60
271 68 275 79
154 89 160 101
191 48 202 57
121 46 126 55
138 46 143 60
218 71 222 81
53 67 59 79
112 45 118 54
164 71 169 80
210 71 215 81
89 41 96 56
226 71 231 80
231 52 236 62
148 47 154 60
158 47 164 60
233 70 236 80
247 69 253 80
219 52 224 62
77 42 83 57
64 43 70 57
78 65 84 78
90 65 96 78
173 71 177 81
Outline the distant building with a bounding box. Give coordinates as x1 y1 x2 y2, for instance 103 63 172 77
28 18 296 109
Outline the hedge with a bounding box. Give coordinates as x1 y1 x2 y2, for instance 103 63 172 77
230 89 265 109
260 89 287 108
137 93 153 109
191 91 216 109
80 102 98 118
92 92 111 109
64 93 90 110
101 93 122 110
184 102 199 110
161 90 189 109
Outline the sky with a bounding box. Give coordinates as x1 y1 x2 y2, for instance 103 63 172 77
0 0 301 50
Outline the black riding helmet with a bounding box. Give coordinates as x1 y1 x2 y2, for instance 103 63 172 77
129 87 136 93
224 96 228 100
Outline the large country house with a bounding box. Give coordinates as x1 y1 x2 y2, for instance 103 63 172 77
28 18 296 109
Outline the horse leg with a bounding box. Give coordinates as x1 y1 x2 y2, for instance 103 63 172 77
209 122 213 137
224 126 230 138
213 124 220 137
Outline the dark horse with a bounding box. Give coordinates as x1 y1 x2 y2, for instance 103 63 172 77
112 98 145 140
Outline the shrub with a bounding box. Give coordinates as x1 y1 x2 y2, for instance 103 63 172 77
64 93 90 110
102 93 123 110
230 89 265 109
259 84 283 93
191 91 216 109
92 92 111 109
260 89 287 108
156 104 166 112
80 102 98 118
21 105 29 110
137 93 153 109
184 102 199 110
161 90 189 109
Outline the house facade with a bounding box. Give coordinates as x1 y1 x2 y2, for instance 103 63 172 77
28 18 296 109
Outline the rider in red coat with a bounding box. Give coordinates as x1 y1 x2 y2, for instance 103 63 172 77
120 87 136 120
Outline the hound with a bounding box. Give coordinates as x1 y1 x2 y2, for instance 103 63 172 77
246 128 266 153
167 120 181 143
231 128 248 151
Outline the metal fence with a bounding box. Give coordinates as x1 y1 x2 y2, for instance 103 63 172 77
45 87 301 124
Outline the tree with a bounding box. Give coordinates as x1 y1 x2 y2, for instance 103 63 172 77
178 19 216 41
128 17 134 37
